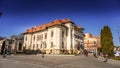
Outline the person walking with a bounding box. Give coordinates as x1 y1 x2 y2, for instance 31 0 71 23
93 51 97 58
84 50 88 57
42 53 44 58
104 54 108 62
3 45 7 58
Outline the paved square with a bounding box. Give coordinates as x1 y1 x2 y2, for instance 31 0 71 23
0 54 120 68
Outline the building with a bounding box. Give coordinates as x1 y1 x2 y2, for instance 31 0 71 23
114 46 120 51
0 35 24 55
84 33 101 53
0 37 5 53
23 19 84 54
0 40 4 53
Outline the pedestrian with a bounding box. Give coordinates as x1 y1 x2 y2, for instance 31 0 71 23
3 48 6 58
97 51 100 57
93 51 97 58
84 50 88 57
86 50 88 56
3 46 7 58
104 54 108 62
42 53 44 58
84 50 86 56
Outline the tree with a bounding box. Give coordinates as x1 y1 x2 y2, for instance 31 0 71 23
0 36 5 40
100 25 114 57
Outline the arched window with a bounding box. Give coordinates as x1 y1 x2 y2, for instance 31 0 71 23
44 42 47 48
51 42 53 48
40 44 42 48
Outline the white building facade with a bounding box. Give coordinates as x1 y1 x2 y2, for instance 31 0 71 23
23 19 84 54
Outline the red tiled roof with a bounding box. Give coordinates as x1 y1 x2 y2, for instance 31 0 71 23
92 36 100 39
24 19 72 33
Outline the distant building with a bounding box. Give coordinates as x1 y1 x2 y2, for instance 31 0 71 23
0 40 4 53
0 35 24 55
23 19 84 54
114 46 120 51
84 33 101 53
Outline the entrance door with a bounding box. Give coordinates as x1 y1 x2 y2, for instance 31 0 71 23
18 43 22 51
1 41 5 55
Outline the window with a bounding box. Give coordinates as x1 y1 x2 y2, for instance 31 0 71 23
40 44 42 48
45 33 47 39
62 30 64 37
93 41 96 44
37 34 43 40
44 43 47 48
9 40 12 44
26 36 27 41
33 35 35 41
36 44 38 49
40 34 43 40
51 42 53 48
37 35 40 41
62 42 64 48
33 44 35 49
51 31 54 37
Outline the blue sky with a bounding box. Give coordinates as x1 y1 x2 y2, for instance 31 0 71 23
0 0 120 46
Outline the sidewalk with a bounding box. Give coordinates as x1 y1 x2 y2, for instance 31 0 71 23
97 56 120 66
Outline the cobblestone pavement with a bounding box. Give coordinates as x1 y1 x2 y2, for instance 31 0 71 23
0 54 120 68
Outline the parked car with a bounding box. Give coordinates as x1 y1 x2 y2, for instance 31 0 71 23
114 51 120 57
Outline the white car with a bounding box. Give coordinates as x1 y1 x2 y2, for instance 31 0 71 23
114 51 120 57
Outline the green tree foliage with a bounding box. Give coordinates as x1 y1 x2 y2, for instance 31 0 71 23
100 25 114 57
